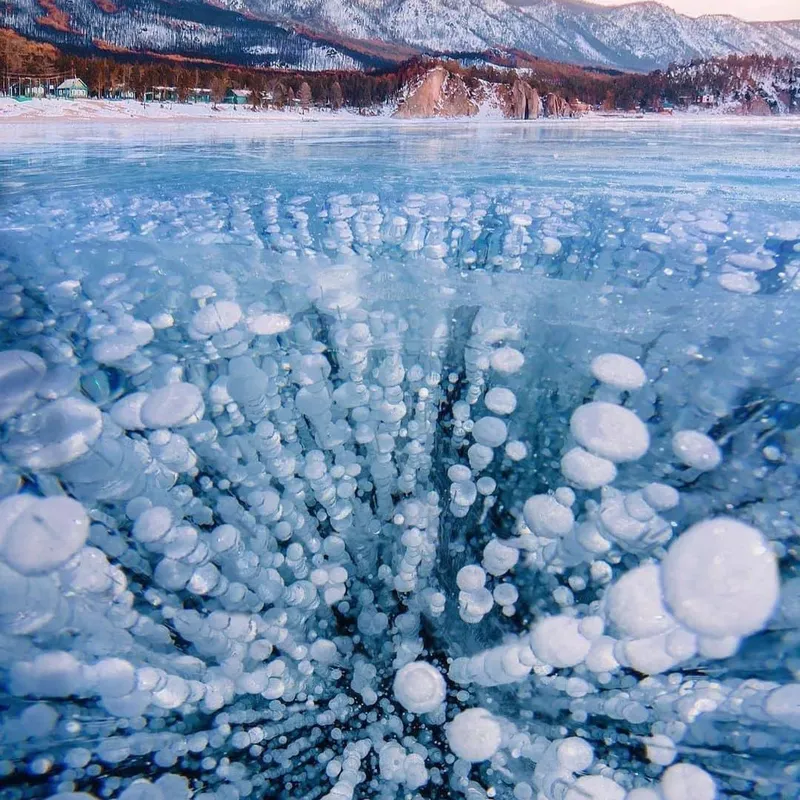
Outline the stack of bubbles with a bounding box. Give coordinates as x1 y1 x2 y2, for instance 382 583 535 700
0 186 798 800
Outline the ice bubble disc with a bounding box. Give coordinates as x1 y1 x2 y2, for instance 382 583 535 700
133 507 173 544
561 447 617 490
0 350 47 422
523 494 574 538
662 518 779 638
92 333 140 365
565 776 625 800
0 496 88 575
473 416 508 448
570 402 649 463
446 708 502 762
140 383 204 428
490 347 524 374
557 737 593 772
247 312 292 335
484 387 517 415
192 300 242 335
530 615 591 668
765 683 800 729
660 764 716 800
606 564 676 639
6 397 102 470
393 661 446 713
671 430 721 471
590 353 646 391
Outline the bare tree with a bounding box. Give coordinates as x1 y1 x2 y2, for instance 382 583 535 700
298 80 312 112
331 80 343 111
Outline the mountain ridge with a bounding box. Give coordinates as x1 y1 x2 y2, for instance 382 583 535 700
5 0 800 72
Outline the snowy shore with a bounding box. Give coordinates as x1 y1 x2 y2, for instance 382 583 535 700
2 97 799 127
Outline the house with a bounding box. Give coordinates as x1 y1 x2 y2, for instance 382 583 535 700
224 88 251 105
146 86 178 102
188 88 212 103
109 85 136 101
56 78 88 99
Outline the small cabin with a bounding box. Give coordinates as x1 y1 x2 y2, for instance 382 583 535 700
224 88 251 105
56 78 88 99
148 86 178 102
109 85 136 101
188 88 212 103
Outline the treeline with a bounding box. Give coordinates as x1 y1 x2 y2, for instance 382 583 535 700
2 29 797 111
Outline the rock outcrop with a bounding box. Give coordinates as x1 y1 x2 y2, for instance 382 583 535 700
506 80 541 120
545 93 572 117
394 66 478 119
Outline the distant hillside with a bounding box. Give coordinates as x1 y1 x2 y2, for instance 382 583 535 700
4 0 800 73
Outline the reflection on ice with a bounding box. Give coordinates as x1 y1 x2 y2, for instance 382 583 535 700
0 122 799 800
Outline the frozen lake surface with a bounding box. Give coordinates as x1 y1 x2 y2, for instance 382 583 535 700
0 119 799 800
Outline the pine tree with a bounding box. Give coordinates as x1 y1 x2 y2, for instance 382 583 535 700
299 81 312 111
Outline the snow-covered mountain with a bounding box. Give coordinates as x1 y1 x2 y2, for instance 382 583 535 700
6 0 800 72
222 0 800 71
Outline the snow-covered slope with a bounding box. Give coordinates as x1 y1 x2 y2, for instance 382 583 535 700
7 0 800 71
225 0 800 70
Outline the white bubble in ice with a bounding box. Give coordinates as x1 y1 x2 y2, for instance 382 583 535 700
6 398 102 470
565 775 625 800
192 300 242 335
393 661 446 713
446 708 502 762
247 312 292 335
457 564 486 591
140 383 204 428
606 564 675 639
570 402 649 463
484 387 517 415
482 539 519 576
661 518 779 637
0 350 47 422
490 347 524 374
561 447 617 490
642 483 679 511
523 494 574 538
92 334 140 365
660 764 716 800
472 416 508 448
0 496 88 575
590 353 646 391
505 440 527 461
671 430 722 471
530 615 591 668
557 737 594 771
765 683 800 730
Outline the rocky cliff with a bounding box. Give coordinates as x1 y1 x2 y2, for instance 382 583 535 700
395 68 571 120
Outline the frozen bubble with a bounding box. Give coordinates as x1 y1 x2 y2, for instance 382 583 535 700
662 518 778 637
523 494 574 538
6 397 103 470
642 483 679 511
446 708 502 762
557 737 593 771
92 334 140 365
192 300 242 335
565 775 625 800
561 447 617 490
505 440 527 461
457 565 486 591
20 702 58 738
671 430 721 471
719 271 759 294
484 387 517 415
140 383 204 428
472 416 508 448
247 312 292 335
0 350 47 422
0 496 88 575
530 615 591 668
482 539 519 576
590 353 646 391
92 658 136 698
765 683 800 729
606 564 675 639
393 661 446 714
490 347 524 374
542 236 562 255
570 402 649 463
110 392 149 431
645 734 677 766
11 650 83 697
660 764 715 800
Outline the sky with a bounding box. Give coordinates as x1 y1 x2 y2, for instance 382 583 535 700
582 0 798 21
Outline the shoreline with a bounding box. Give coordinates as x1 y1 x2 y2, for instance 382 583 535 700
2 98 800 127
